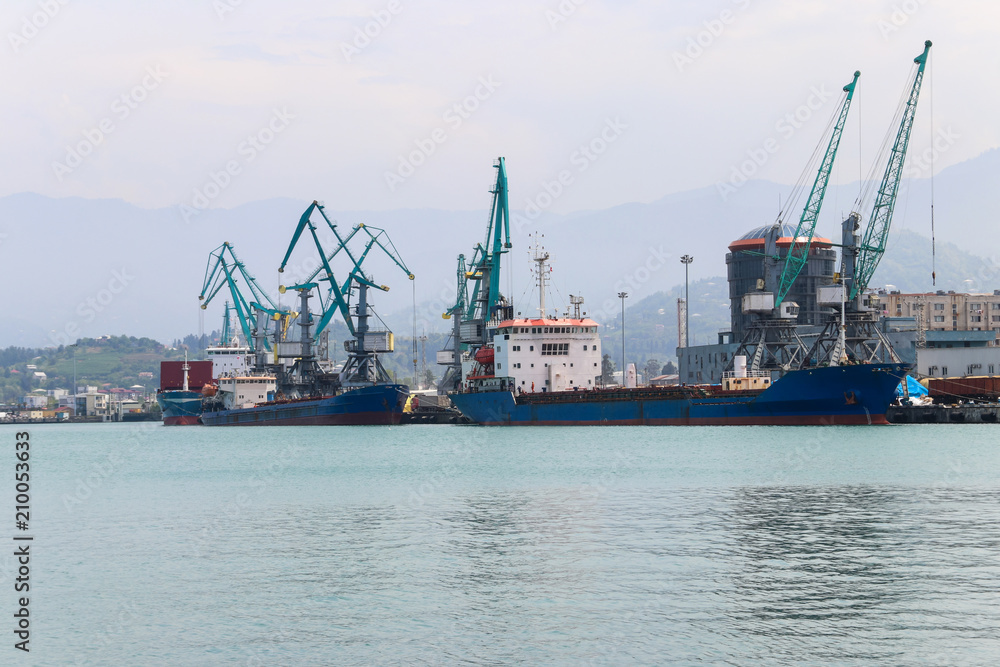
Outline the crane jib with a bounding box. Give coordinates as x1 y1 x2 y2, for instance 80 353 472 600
774 70 860 308
851 40 931 301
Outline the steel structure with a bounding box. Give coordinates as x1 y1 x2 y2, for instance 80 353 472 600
437 158 513 392
198 242 281 353
464 157 512 327
848 41 932 303
775 70 860 307
731 70 861 372
808 41 932 366
277 200 413 387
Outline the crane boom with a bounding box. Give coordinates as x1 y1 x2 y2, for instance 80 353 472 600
198 242 280 352
278 201 413 342
465 157 512 323
775 70 860 307
851 40 932 300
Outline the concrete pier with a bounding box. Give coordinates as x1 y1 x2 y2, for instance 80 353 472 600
887 404 1000 424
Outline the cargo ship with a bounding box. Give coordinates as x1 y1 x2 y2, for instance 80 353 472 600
447 250 908 426
156 357 213 425
200 374 407 426
450 359 909 426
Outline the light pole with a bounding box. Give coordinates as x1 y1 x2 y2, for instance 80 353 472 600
618 291 628 386
70 343 78 417
680 255 693 348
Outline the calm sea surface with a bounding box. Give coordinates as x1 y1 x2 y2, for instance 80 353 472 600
3 423 1000 666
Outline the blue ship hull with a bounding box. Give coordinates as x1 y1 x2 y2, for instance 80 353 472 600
201 384 408 426
156 390 203 425
449 364 909 426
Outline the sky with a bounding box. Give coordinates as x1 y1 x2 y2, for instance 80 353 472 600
3 0 998 218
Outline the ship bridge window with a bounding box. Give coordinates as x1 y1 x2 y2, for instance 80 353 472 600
541 343 569 356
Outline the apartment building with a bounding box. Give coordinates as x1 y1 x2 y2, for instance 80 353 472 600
882 290 1000 340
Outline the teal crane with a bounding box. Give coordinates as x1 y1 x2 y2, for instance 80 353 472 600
775 70 861 307
447 254 468 320
220 301 232 345
277 201 414 343
199 242 280 352
437 253 469 392
464 157 512 324
435 158 512 392
848 40 932 302
802 41 933 367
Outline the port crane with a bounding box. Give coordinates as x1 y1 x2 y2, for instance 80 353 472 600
733 70 861 372
437 157 513 392
806 40 932 366
277 201 413 389
198 242 288 355
220 301 233 345
437 253 469 392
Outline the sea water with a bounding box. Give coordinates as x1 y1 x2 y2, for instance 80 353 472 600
3 423 999 665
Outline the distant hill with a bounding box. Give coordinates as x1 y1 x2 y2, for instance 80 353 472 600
2 148 997 348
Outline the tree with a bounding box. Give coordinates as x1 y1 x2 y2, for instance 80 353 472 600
422 369 436 388
644 358 661 383
601 354 616 386
662 360 677 375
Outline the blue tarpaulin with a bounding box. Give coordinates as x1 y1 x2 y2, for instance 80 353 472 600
896 375 928 398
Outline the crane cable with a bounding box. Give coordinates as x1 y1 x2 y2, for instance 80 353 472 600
412 276 418 385
930 51 936 286
775 88 844 227
854 63 917 216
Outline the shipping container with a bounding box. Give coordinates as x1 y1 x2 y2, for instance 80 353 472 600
160 360 214 391
927 375 1000 400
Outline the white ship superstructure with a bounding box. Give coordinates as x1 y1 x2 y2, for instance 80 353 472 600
217 374 277 410
206 343 253 378
492 318 601 391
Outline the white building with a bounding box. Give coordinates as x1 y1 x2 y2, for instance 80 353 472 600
23 394 48 408
491 318 602 392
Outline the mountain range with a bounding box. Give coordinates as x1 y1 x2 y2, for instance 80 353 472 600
1 148 996 348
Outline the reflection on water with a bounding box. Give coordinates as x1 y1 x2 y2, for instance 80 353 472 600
727 487 915 663
167 486 1000 665
34 425 1000 665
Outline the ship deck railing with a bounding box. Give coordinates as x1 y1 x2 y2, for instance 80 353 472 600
721 370 771 379
513 385 714 405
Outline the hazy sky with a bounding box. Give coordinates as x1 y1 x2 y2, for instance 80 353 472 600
3 0 998 216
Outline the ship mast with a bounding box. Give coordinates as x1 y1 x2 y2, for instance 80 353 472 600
530 233 550 318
